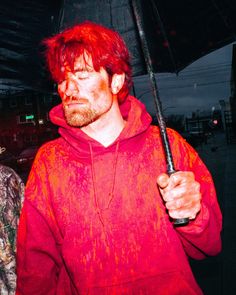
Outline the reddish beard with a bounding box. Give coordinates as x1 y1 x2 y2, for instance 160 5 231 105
63 105 98 127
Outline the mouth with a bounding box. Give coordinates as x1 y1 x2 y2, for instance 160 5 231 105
64 98 88 109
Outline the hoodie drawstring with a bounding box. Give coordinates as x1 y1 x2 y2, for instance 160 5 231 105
89 141 120 227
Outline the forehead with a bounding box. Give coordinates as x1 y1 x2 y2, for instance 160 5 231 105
61 51 94 73
73 52 94 70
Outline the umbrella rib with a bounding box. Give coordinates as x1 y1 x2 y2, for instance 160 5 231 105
150 0 178 74
211 0 236 38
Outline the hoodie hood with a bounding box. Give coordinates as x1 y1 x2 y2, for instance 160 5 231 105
49 95 152 161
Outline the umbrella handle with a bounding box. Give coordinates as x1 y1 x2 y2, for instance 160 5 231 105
174 218 189 226
168 170 189 226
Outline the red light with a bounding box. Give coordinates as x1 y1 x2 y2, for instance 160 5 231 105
213 119 218 125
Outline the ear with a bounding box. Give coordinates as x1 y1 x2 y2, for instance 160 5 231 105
111 73 125 95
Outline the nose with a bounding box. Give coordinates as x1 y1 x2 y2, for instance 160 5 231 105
64 76 79 97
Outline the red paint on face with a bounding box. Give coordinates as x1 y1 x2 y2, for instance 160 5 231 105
58 53 114 127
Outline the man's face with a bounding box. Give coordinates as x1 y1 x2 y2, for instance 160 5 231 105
58 53 113 127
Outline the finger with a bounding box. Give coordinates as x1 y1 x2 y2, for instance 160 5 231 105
168 171 195 186
161 180 201 202
168 202 201 220
159 172 195 194
165 193 201 210
157 173 170 189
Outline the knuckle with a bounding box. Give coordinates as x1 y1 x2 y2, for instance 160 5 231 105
176 199 182 209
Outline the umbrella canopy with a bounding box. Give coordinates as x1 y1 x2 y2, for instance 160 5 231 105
59 0 236 75
1 0 236 92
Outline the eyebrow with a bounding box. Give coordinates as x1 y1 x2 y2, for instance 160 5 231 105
74 67 94 73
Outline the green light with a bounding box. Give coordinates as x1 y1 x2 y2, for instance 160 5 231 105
25 114 34 120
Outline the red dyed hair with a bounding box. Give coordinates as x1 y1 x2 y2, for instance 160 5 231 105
43 21 132 103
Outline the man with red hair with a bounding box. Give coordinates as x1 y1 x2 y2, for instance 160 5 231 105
16 21 222 294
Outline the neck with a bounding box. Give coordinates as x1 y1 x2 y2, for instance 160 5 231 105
81 101 125 147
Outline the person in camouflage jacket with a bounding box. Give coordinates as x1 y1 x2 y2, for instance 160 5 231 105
0 162 24 295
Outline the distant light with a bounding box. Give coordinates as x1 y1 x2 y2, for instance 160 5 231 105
213 119 218 125
38 119 44 125
208 119 218 128
25 114 34 120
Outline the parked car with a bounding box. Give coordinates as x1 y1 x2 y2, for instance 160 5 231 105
16 146 39 172
0 147 17 169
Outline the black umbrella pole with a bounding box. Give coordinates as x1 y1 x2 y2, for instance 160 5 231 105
131 0 188 226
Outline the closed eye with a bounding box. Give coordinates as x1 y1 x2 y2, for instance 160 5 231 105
74 71 89 79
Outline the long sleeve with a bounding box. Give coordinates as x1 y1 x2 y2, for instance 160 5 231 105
16 201 63 294
16 150 64 295
176 156 222 259
0 165 24 295
169 130 222 259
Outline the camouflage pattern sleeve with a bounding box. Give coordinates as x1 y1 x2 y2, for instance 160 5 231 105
0 164 24 295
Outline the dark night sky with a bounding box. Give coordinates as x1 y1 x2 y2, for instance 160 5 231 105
133 42 235 117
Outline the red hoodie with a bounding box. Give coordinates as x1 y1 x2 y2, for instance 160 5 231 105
16 95 222 295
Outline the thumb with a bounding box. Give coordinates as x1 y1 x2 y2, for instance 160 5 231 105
157 173 170 189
